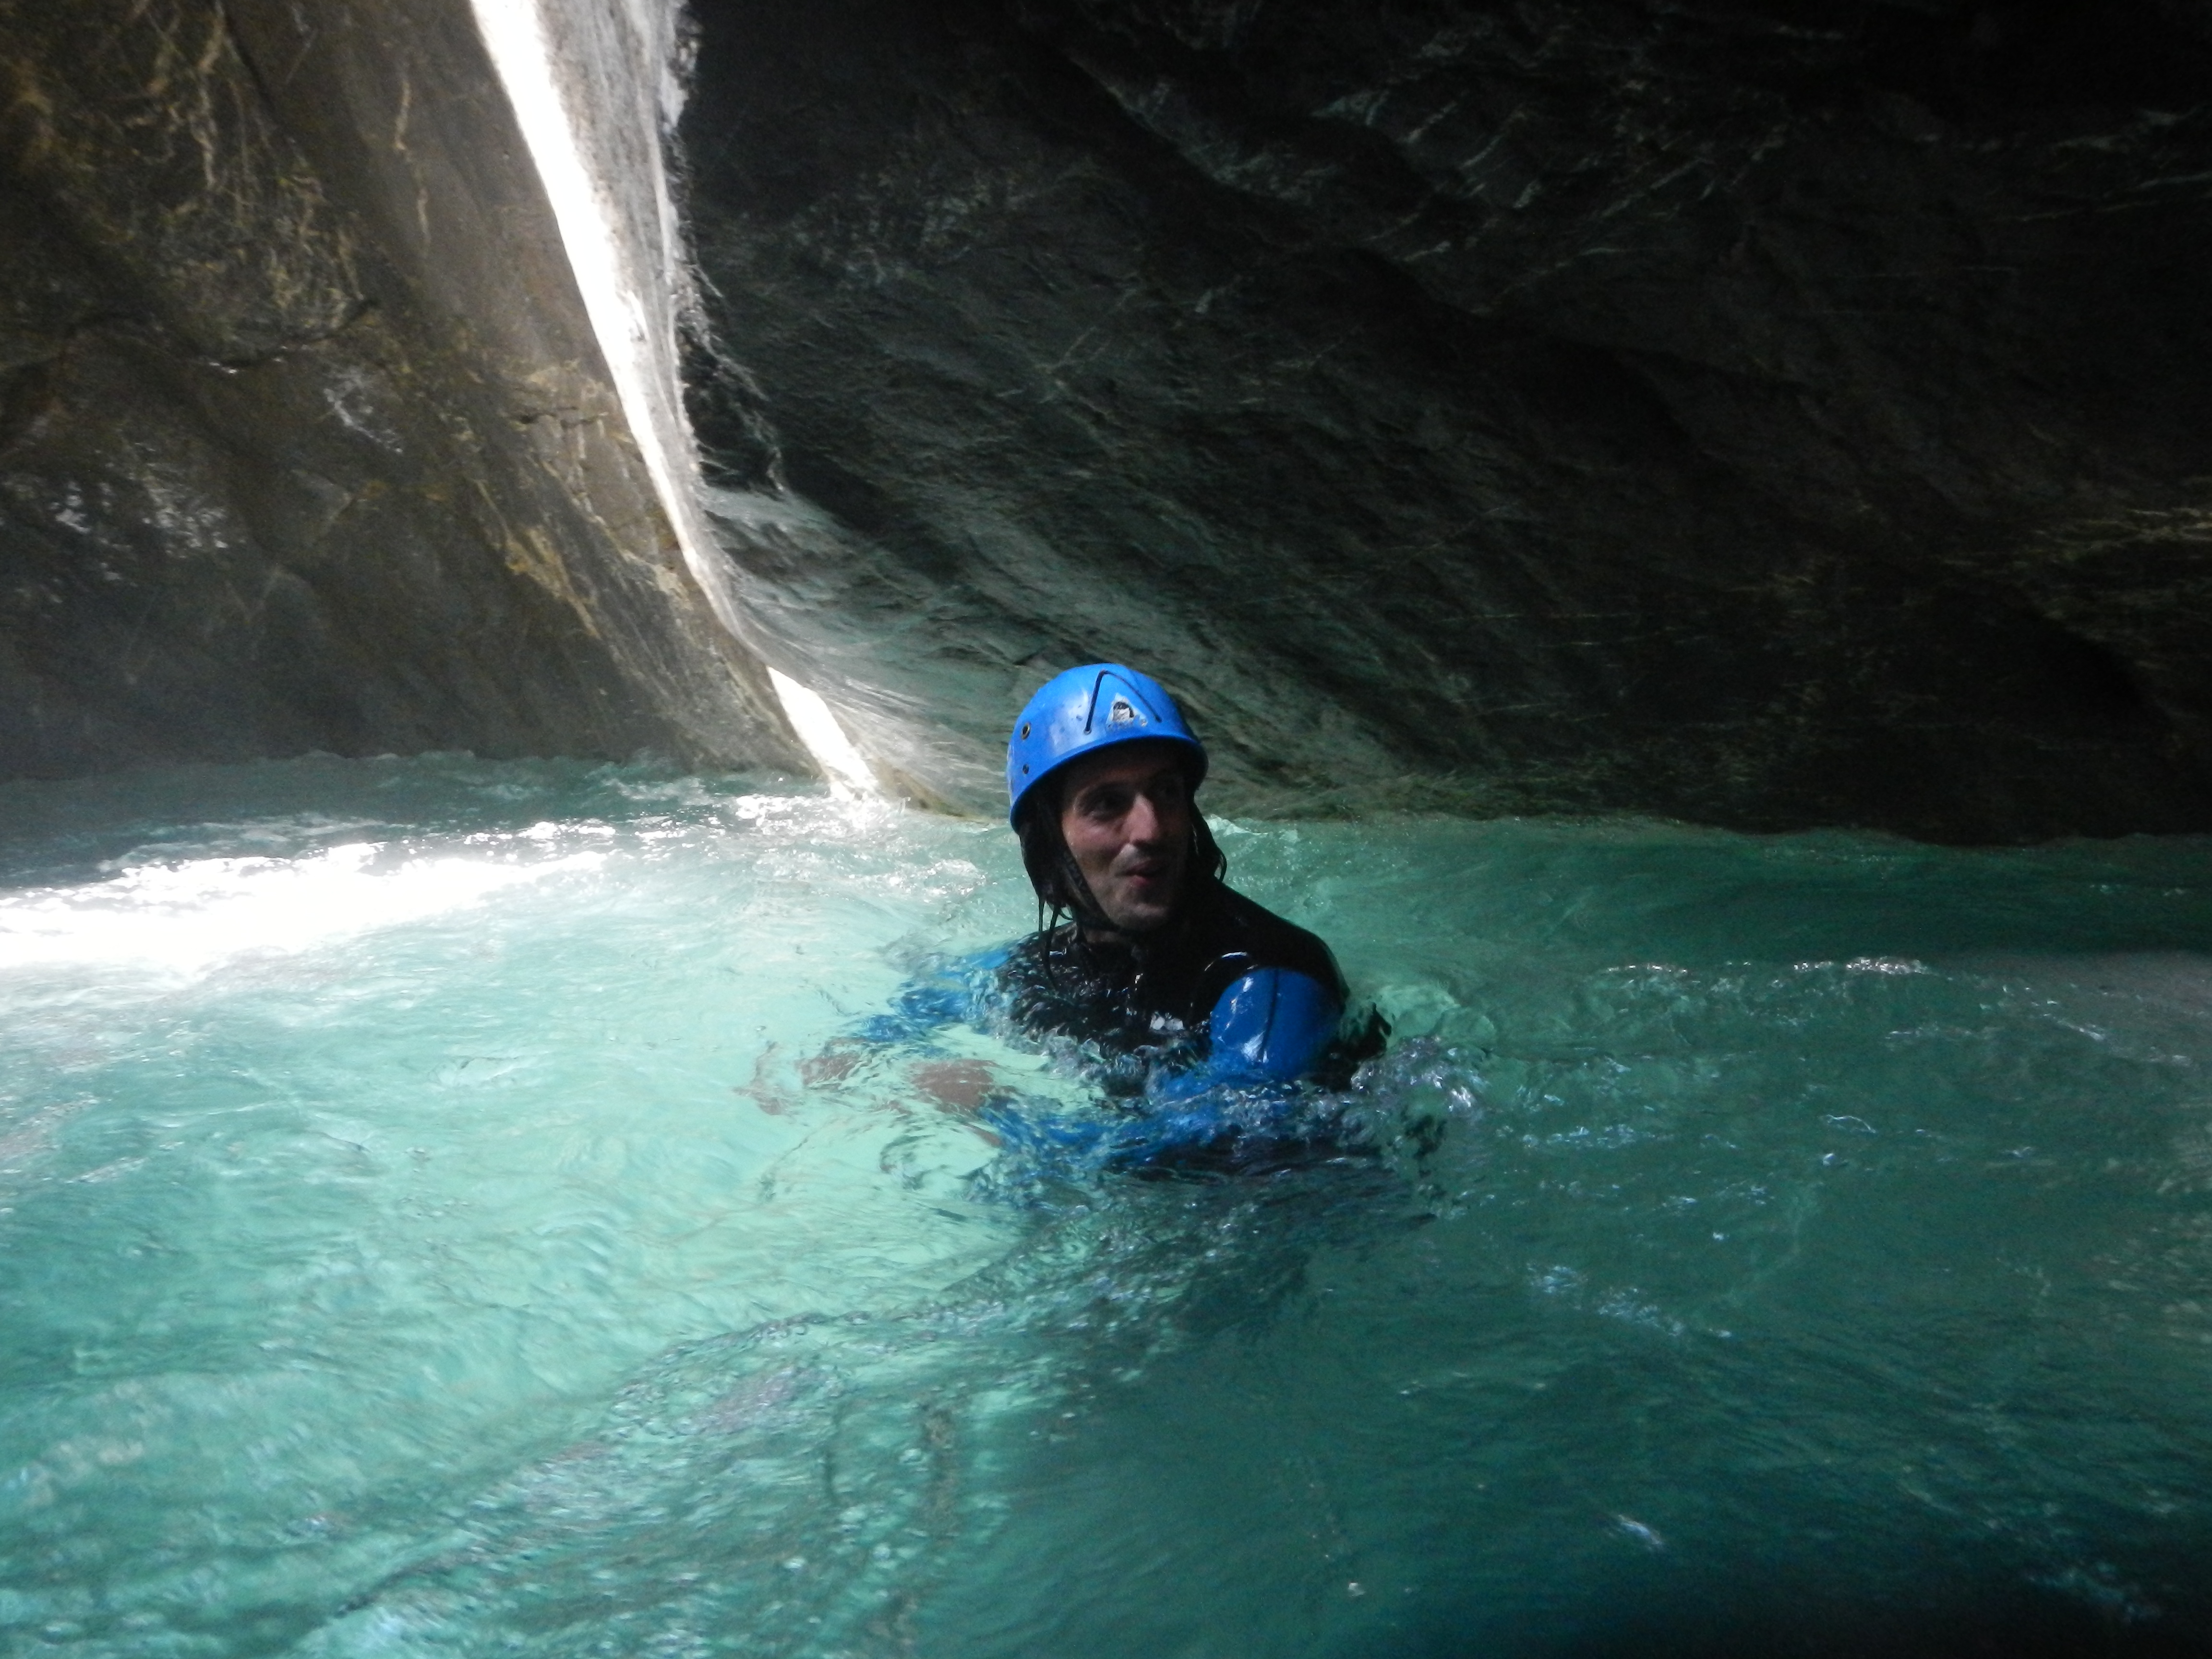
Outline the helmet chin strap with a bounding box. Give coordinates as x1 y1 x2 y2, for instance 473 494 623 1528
1054 841 1118 935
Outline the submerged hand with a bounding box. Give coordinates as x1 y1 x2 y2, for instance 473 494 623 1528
911 1059 998 1113
799 1041 865 1087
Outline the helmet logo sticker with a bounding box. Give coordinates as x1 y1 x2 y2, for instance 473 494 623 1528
1107 697 1138 727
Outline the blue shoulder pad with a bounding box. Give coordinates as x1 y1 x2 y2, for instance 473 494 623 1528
1202 968 1343 1085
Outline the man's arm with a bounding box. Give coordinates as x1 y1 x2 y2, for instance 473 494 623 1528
840 945 1010 1046
793 945 1010 1096
1147 967 1342 1101
1209 967 1343 1081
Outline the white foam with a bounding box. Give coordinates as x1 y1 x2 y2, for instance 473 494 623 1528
0 842 603 979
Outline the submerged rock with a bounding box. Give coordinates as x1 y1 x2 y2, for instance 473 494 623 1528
680 0 2212 838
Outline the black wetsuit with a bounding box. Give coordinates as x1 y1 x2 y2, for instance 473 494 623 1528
995 878 1366 1098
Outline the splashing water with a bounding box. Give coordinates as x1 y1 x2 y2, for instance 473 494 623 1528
2 756 2211 1658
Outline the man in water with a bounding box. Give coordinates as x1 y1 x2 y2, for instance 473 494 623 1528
813 663 1372 1172
996 662 1355 1103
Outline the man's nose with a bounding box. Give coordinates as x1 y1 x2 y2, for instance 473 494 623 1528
1126 792 1167 843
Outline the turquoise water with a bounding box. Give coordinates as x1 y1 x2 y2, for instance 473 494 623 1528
3 756 2211 1658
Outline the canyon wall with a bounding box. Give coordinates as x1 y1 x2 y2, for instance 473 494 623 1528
680 0 2212 838
6 0 2212 841
0 0 805 779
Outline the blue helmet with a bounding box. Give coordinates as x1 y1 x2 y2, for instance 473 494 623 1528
1006 663 1207 825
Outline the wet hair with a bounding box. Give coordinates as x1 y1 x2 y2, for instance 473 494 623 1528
1013 757 1226 938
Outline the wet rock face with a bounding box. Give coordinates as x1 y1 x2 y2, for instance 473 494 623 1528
0 0 802 780
682 0 2212 837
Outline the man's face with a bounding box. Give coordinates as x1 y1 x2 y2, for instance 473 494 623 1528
1057 740 1192 936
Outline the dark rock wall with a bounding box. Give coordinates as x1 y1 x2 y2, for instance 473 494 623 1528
7 0 2208 836
0 0 805 779
681 0 2212 838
